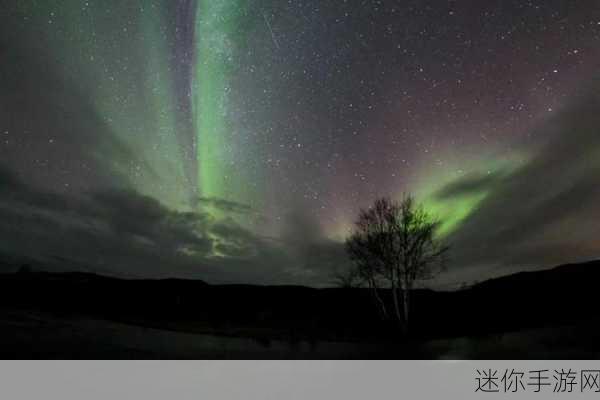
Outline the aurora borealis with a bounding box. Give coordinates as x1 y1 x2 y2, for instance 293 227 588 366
2 0 600 286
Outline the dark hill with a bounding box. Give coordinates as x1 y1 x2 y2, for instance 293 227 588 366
1 260 599 342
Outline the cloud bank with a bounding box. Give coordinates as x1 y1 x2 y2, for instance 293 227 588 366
0 164 346 285
436 82 600 282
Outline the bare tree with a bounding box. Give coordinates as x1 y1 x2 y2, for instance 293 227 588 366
345 196 448 330
330 265 362 289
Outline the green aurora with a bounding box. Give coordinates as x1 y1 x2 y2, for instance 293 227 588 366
4 0 546 243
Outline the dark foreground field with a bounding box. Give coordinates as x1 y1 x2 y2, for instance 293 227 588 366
2 260 600 359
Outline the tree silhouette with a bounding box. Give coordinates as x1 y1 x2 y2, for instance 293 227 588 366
330 265 362 289
345 195 448 331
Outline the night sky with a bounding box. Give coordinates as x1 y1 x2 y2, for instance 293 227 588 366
1 0 600 286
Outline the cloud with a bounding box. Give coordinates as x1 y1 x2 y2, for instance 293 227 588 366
196 196 254 215
89 190 214 256
434 170 505 201
0 165 22 189
0 163 344 285
440 82 600 280
0 166 210 274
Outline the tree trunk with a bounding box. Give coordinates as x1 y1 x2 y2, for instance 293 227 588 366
369 279 388 320
391 281 403 324
402 280 411 334
402 289 409 327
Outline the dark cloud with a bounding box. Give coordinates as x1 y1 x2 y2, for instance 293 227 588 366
0 166 211 275
443 83 600 280
434 170 505 201
88 190 214 256
196 196 254 215
0 165 22 189
210 217 262 258
0 163 343 285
